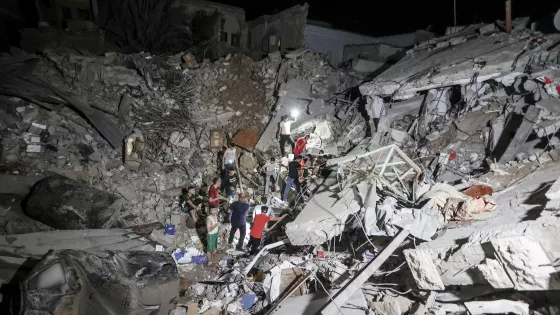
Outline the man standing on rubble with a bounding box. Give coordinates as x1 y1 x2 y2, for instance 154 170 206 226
228 193 250 251
283 155 303 202
222 143 238 171
294 134 309 157
206 206 220 266
278 115 296 156
261 157 278 195
248 207 286 255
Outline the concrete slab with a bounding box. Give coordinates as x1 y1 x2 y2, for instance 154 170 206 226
285 186 361 246
0 229 154 259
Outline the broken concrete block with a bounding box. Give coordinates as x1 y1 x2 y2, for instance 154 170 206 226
545 177 560 200
479 23 498 34
464 299 529 315
28 122 47 134
534 119 560 137
403 249 445 290
23 133 41 144
116 185 139 202
491 236 560 290
475 258 514 289
150 229 174 247
26 144 43 153
285 187 361 245
25 175 123 230
169 131 191 148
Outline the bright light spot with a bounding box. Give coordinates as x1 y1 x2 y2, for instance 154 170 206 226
291 109 300 118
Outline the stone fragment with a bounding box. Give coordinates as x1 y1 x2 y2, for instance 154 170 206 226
403 249 445 290
25 175 123 230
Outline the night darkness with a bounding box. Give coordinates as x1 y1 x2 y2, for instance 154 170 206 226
217 0 560 36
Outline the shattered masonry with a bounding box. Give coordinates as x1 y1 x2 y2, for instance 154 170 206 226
2 14 560 315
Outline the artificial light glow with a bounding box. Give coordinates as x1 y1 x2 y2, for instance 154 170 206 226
291 109 300 118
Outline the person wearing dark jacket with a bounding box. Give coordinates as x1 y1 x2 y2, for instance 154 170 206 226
228 193 250 251
283 155 303 201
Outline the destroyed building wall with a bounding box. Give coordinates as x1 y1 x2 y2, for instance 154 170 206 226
304 26 435 66
177 0 247 51
51 0 96 29
247 4 309 54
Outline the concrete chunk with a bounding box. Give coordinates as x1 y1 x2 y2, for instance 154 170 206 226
403 249 445 290
491 236 560 290
475 258 514 289
285 187 361 246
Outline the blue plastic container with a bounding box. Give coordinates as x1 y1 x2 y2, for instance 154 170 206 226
164 224 176 235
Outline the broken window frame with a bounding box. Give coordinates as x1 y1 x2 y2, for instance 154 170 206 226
231 33 240 47
326 144 422 202
220 31 228 43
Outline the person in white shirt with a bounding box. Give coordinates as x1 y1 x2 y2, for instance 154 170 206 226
278 115 295 156
261 157 278 195
222 143 238 171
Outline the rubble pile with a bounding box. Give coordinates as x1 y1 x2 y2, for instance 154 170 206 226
0 47 348 229
4 15 560 315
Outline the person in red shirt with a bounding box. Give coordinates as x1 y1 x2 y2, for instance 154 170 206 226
248 207 287 255
208 177 227 213
293 135 309 156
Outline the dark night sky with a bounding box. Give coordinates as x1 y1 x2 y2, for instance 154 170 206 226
216 0 560 36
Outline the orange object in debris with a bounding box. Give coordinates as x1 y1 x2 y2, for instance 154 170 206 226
317 251 328 258
448 152 457 161
463 184 493 198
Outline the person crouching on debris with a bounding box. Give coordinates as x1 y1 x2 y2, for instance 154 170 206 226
278 115 296 156
180 186 200 222
208 177 228 217
206 206 220 266
261 157 278 195
222 143 238 171
249 206 287 255
294 134 309 157
283 155 303 201
228 193 250 251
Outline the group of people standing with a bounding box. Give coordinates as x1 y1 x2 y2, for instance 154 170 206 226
181 113 333 266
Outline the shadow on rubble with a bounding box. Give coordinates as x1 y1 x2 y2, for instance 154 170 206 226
0 258 41 315
520 181 554 222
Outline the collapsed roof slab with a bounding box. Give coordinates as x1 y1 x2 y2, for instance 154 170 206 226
359 33 560 100
404 218 560 290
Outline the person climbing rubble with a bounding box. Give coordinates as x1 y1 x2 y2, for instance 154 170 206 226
294 134 309 157
248 206 286 255
278 115 296 156
227 193 250 251
222 143 238 171
283 155 303 202
261 157 278 195
206 206 220 267
179 186 200 222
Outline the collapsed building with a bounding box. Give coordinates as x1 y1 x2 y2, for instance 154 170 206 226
1 15 560 315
